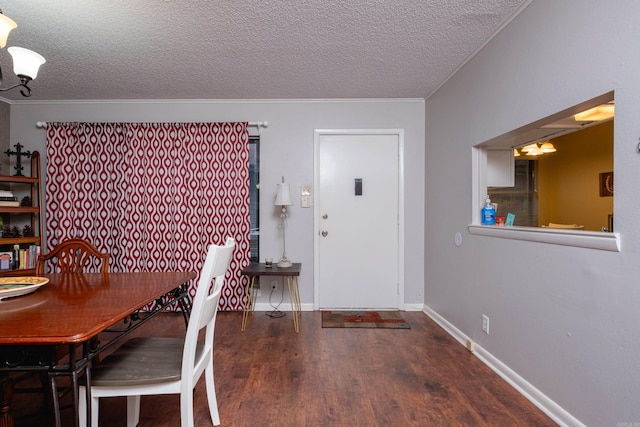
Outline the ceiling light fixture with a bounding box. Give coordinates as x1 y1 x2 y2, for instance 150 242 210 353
539 141 556 153
574 103 615 122
517 141 557 157
0 9 45 97
526 145 544 156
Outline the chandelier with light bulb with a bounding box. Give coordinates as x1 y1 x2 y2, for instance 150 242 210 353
0 9 45 97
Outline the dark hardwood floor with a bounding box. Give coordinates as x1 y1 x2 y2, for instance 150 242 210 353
15 311 556 426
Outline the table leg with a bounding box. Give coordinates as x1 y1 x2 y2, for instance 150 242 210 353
49 374 61 427
293 277 302 315
84 365 92 427
0 374 14 427
241 275 257 331
286 277 302 333
176 287 192 329
70 371 81 427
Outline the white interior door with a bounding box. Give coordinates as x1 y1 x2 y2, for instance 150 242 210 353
315 131 401 309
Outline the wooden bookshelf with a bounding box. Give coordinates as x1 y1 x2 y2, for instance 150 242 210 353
0 151 42 276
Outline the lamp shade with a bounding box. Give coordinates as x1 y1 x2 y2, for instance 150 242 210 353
8 46 46 79
526 146 543 156
539 142 556 153
275 182 293 206
0 13 17 48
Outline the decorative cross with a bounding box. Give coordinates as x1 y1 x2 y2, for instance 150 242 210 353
4 143 32 176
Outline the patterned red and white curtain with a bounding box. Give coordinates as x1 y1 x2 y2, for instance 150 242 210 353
45 122 250 310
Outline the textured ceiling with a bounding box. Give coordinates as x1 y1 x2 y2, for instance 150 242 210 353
0 0 528 101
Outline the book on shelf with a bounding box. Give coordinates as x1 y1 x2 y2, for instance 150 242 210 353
0 251 12 270
0 200 20 207
0 196 17 202
0 190 14 197
1 245 40 271
21 245 40 269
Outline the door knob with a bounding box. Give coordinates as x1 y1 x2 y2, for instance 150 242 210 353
321 230 328 237
322 213 328 219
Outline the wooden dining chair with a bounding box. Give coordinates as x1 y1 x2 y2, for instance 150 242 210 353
34 238 109 376
36 238 110 276
79 237 235 427
10 239 111 422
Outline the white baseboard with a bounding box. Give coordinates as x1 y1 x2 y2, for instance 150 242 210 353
253 302 315 312
423 305 584 427
252 304 419 312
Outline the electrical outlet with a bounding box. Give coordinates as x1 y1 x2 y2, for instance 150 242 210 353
482 314 490 334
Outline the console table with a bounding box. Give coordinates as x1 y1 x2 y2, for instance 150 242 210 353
240 263 302 333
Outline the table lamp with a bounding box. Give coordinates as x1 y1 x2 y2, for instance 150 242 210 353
274 176 293 268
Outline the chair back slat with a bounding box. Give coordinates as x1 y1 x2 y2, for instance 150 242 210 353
182 238 235 386
36 238 110 275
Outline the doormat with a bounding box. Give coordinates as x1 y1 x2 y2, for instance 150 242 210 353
321 310 410 329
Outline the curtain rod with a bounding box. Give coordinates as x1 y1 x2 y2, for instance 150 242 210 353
35 121 268 129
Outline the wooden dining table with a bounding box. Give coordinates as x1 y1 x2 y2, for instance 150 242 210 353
0 271 196 427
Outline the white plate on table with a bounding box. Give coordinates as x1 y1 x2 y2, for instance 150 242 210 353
0 276 50 300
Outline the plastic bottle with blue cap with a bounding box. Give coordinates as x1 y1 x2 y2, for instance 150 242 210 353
481 197 496 225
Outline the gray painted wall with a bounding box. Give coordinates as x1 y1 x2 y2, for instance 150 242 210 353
9 1 638 422
7 99 425 309
425 1 640 425
0 102 9 172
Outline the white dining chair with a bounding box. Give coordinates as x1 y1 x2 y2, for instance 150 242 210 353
79 237 235 427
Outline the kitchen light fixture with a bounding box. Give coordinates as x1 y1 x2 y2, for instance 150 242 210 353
274 176 293 268
526 145 544 156
521 143 538 153
517 141 556 157
574 103 614 122
539 141 556 153
0 10 45 97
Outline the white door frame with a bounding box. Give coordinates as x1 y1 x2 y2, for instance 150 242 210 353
313 129 405 310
